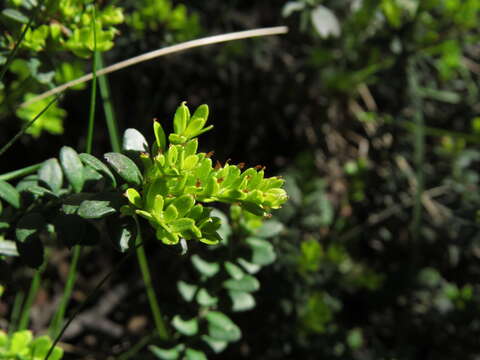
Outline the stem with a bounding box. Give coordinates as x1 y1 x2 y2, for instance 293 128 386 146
85 6 99 154
49 245 81 338
0 95 60 158
0 163 42 181
18 268 43 331
8 291 24 335
134 217 170 340
97 54 121 153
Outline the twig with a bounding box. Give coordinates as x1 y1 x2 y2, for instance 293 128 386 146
21 26 288 108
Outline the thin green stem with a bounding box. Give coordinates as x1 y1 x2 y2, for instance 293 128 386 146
0 163 42 181
49 245 81 338
9 291 25 335
18 268 43 331
0 94 60 158
134 217 170 340
97 54 121 152
85 5 99 154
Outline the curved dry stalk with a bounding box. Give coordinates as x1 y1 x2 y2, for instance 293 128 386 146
21 26 288 108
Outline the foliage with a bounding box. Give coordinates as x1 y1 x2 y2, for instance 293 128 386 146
0 0 201 137
0 330 63 360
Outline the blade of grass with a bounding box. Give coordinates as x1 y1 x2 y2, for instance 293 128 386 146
21 26 289 108
8 291 24 335
18 265 44 331
134 216 170 340
0 94 61 158
48 245 81 338
0 0 46 83
97 54 121 152
85 5 99 154
0 163 42 181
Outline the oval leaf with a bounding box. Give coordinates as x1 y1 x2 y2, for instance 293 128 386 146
60 146 84 193
79 153 117 187
0 180 20 208
38 158 63 193
104 152 142 186
123 128 149 153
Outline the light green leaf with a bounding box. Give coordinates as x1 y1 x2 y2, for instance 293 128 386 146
191 255 220 278
39 158 63 193
229 290 256 312
60 146 84 193
246 237 276 265
196 288 218 306
202 335 228 354
0 180 20 208
223 275 260 292
172 315 198 336
185 348 207 360
177 281 198 302
149 345 183 360
205 311 241 342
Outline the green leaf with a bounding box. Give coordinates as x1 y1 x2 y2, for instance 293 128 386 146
77 200 117 219
123 128 149 153
2 8 29 23
196 288 218 306
246 237 276 265
104 152 143 186
171 194 195 217
224 261 245 280
185 348 208 360
205 311 241 342
171 315 198 336
237 258 261 274
0 240 19 256
38 158 63 193
125 188 143 208
229 290 256 312
223 275 260 292
60 146 84 193
79 153 117 187
177 281 198 302
0 180 20 208
10 330 32 353
173 101 189 134
153 121 167 152
256 220 284 238
191 255 220 278
149 345 183 360
202 335 228 354
311 5 341 38
106 215 136 252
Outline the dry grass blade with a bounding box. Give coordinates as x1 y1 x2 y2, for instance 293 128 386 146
21 26 288 108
